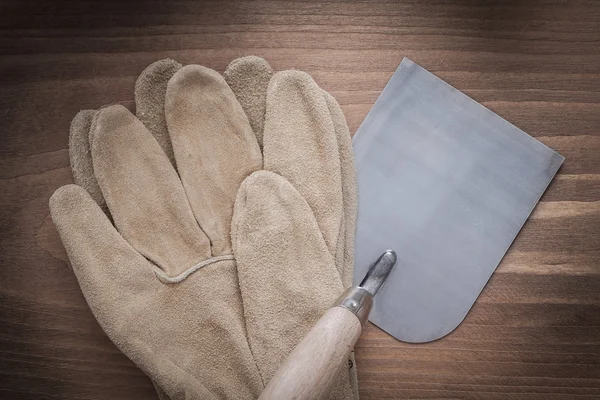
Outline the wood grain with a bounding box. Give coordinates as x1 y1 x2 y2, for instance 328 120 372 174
1 0 599 399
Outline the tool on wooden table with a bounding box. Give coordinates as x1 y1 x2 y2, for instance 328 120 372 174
262 57 564 399
259 250 397 400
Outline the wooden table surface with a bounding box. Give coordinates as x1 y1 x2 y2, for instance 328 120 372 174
1 1 599 399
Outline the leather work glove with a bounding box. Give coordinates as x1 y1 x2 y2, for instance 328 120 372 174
53 56 358 399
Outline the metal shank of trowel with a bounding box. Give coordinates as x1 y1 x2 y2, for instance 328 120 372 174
334 249 397 325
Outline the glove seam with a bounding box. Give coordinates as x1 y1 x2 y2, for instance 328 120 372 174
153 254 235 283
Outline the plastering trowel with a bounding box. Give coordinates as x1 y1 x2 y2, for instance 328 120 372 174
353 58 563 343
260 58 563 398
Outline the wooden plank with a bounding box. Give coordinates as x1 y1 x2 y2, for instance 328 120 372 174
1 0 599 398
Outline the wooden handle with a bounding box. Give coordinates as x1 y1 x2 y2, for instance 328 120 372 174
259 306 363 400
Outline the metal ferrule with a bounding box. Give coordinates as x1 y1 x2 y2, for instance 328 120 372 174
333 286 373 326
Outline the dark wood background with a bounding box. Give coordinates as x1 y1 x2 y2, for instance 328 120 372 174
1 1 599 399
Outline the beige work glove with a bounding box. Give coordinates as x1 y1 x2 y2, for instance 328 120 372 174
56 56 358 399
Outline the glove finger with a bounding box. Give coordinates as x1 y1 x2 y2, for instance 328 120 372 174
322 91 358 288
135 58 183 167
224 56 273 149
69 109 106 208
232 171 355 396
49 184 158 308
166 65 262 256
70 108 167 399
263 71 343 258
90 105 211 277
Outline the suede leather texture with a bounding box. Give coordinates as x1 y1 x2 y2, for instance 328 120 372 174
57 56 358 399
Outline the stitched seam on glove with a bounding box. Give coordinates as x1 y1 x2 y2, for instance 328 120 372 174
153 255 236 283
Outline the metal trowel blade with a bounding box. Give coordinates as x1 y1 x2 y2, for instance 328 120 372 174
353 58 564 343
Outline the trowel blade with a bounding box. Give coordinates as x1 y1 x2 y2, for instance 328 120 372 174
353 58 564 343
